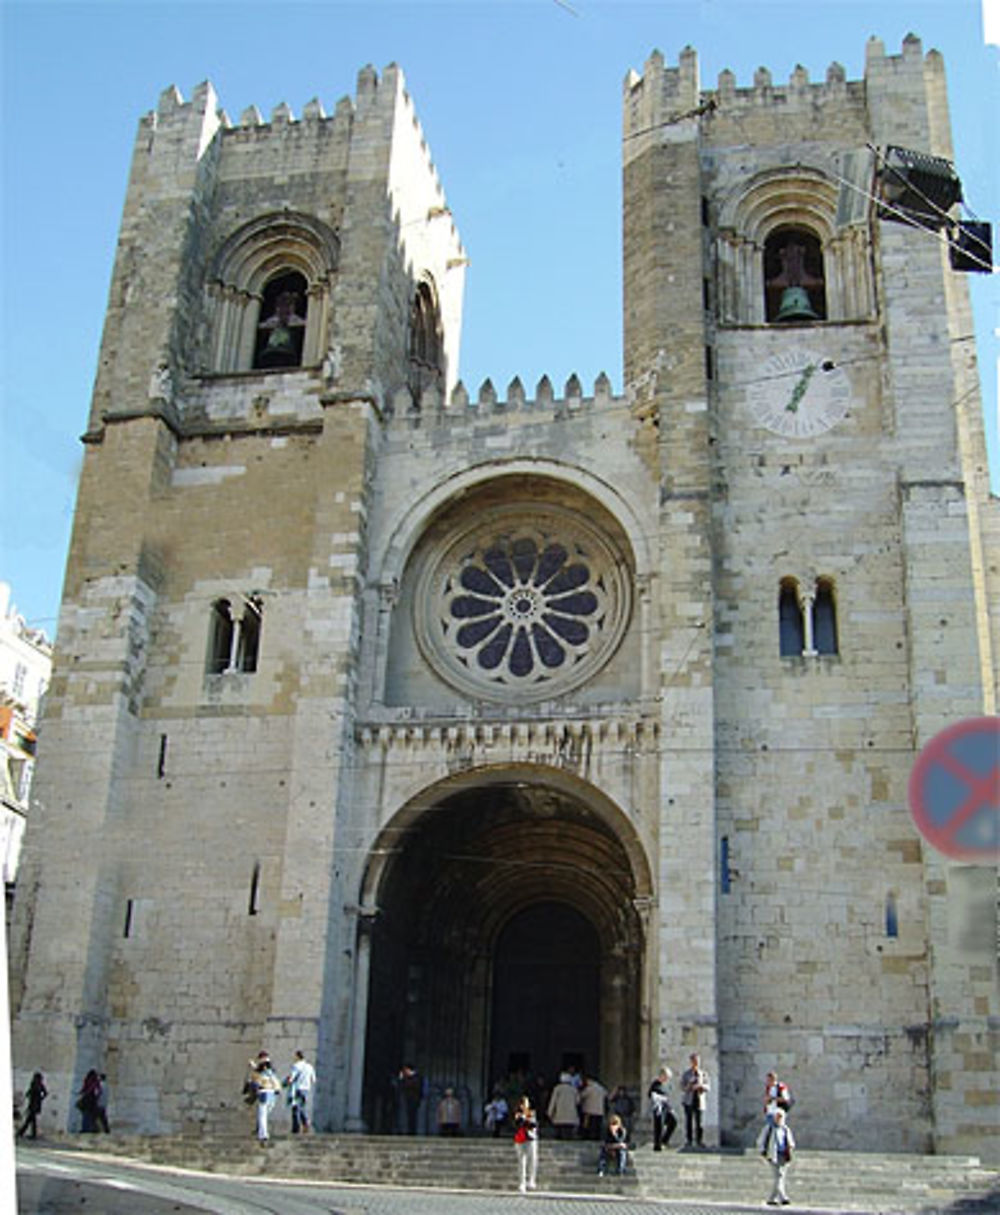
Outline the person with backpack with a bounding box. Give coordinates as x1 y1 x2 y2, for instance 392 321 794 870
757 1104 796 1205
763 1070 794 1126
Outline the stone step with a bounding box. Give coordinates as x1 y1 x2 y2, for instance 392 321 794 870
38 1134 1000 1211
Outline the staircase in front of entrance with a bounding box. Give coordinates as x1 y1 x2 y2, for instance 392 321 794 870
29 1134 1000 1212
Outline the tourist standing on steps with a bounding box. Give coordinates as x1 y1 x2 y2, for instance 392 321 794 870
76 1070 102 1133
546 1071 580 1139
285 1050 316 1134
648 1066 678 1150
512 1094 539 1193
250 1051 281 1142
680 1053 709 1148
17 1072 48 1139
763 1070 793 1127
484 1087 509 1137
96 1073 111 1132
579 1074 608 1140
436 1086 462 1136
757 1104 795 1205
398 1063 423 1134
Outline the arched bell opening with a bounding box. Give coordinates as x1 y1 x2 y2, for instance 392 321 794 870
763 227 827 323
358 773 647 1134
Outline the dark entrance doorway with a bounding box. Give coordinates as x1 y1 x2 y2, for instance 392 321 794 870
357 774 646 1131
490 902 599 1087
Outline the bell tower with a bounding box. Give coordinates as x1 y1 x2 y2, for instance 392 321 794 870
10 64 466 1132
621 34 997 1157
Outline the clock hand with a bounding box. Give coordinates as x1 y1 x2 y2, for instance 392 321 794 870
786 363 816 413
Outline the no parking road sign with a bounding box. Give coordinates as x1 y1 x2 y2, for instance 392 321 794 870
908 717 999 862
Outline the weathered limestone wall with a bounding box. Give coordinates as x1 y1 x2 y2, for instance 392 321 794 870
623 44 720 1139
12 62 464 1134
692 33 997 1154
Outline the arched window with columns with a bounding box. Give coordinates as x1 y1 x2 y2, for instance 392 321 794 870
408 276 444 402
716 167 874 326
205 212 340 374
206 595 263 674
778 576 840 658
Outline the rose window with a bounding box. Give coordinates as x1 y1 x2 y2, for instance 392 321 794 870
415 510 631 702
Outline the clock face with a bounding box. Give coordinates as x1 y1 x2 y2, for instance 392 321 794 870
747 349 852 438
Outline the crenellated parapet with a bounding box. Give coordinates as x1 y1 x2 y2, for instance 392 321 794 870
144 63 457 235
388 371 620 424
624 34 943 160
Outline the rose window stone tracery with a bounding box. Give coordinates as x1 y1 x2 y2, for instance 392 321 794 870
414 508 631 702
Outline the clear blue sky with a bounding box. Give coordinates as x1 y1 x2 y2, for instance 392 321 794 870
2 0 997 634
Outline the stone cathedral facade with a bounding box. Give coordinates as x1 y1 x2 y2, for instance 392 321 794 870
11 35 998 1157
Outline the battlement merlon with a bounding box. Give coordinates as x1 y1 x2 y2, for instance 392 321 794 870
623 34 953 162
388 372 622 423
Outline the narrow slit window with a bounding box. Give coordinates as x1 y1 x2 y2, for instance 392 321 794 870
208 599 234 674
123 899 134 939
720 836 731 894
237 596 263 673
885 892 899 938
157 734 168 779
249 862 261 916
813 579 839 655
779 579 805 657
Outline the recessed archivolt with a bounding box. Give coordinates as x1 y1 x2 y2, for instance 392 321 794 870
375 460 652 591
358 762 654 935
210 211 340 291
715 165 873 324
205 212 340 372
719 166 839 243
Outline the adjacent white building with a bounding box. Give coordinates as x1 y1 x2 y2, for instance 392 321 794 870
0 582 52 897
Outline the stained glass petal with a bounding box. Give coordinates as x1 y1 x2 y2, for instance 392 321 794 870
483 546 514 587
544 614 589 645
511 537 537 583
451 595 501 619
543 563 589 595
478 622 512 669
532 622 565 668
456 615 502 648
460 566 505 597
546 590 598 616
509 626 534 676
534 543 568 586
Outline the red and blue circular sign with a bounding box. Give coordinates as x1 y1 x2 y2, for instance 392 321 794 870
908 717 999 861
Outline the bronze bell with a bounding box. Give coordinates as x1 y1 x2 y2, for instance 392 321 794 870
775 286 819 323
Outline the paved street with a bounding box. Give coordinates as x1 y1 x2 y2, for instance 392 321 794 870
16 1145 874 1215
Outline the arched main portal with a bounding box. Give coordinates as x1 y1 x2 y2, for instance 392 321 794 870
359 772 648 1133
